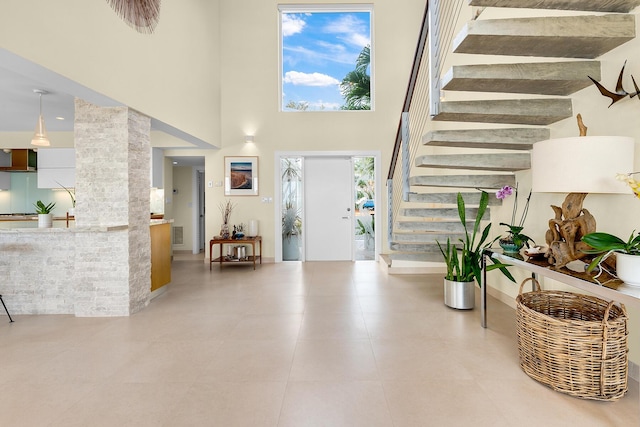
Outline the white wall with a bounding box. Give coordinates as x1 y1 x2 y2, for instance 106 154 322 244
206 0 424 259
0 0 221 145
172 166 195 252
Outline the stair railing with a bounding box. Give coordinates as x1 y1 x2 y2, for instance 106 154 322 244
386 0 465 248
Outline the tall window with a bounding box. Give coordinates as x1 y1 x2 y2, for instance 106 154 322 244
280 5 373 112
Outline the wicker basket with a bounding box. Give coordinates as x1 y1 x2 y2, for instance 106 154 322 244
516 277 628 401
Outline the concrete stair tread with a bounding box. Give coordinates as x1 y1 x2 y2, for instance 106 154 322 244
392 232 465 244
400 207 490 220
395 221 472 232
423 128 549 150
469 0 640 13
453 14 635 59
408 191 502 205
415 153 530 171
441 61 600 95
410 174 516 189
433 99 572 125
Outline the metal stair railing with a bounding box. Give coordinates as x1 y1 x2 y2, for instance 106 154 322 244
386 0 464 248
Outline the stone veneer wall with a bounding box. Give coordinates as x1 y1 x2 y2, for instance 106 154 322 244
0 101 152 316
0 230 76 314
73 99 151 316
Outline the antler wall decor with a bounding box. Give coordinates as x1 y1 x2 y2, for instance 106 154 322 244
588 60 640 107
106 0 161 34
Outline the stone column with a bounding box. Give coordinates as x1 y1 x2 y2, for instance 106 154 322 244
73 99 151 316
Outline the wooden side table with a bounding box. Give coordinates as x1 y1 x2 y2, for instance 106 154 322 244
210 236 262 270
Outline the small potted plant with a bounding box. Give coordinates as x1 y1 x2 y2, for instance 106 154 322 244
582 172 640 286
495 184 534 253
437 191 514 309
34 200 56 228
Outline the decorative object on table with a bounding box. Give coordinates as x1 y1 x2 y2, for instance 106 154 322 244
224 156 259 196
436 191 514 310
233 223 245 239
531 115 634 269
34 200 55 228
495 184 533 254
588 60 631 107
516 277 628 401
581 172 640 286
106 0 161 34
219 199 235 239
248 219 259 237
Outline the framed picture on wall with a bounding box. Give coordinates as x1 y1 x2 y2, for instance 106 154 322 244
224 156 259 196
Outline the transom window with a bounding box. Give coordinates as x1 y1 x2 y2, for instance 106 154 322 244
279 5 373 112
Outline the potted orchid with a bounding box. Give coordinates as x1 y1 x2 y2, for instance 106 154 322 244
582 172 640 286
495 184 534 253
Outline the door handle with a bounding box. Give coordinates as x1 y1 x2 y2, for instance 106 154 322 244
341 216 350 219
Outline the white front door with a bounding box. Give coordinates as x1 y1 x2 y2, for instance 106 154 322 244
304 157 354 261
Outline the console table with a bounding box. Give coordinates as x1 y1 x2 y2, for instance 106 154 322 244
481 248 640 329
210 236 262 270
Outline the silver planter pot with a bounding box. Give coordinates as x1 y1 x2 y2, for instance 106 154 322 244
444 278 475 310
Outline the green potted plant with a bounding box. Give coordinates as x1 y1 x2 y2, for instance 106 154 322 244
437 191 514 309
582 172 640 286
494 184 534 253
34 200 56 228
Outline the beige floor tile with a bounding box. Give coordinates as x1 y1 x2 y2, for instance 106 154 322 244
1 259 637 426
299 312 369 340
166 382 287 427
279 381 393 427
203 339 297 382
50 382 192 427
228 313 303 340
290 339 379 381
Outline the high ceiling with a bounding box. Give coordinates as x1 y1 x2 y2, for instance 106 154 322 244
0 49 209 166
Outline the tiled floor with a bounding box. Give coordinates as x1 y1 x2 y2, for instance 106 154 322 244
1 256 638 426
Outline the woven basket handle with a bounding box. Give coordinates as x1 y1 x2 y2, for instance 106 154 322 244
518 277 541 296
600 300 626 396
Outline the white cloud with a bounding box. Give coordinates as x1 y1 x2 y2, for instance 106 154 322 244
282 14 306 37
324 15 370 45
283 71 340 87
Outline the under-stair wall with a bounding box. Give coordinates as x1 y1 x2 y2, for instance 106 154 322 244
386 0 640 370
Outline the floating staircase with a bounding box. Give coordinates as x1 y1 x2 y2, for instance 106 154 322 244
388 0 638 264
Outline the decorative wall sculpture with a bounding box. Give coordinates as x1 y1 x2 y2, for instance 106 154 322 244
106 0 161 34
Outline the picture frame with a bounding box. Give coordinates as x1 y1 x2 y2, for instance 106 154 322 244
224 156 259 196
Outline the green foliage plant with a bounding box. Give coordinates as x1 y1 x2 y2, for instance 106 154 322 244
34 200 56 214
437 192 514 285
582 231 640 272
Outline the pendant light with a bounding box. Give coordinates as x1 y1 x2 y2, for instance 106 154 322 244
31 89 50 147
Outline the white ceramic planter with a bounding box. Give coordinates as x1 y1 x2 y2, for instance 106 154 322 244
38 213 52 228
616 253 640 287
444 278 475 310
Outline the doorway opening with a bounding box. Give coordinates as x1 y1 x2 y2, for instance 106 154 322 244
354 156 375 260
276 151 379 263
281 157 303 261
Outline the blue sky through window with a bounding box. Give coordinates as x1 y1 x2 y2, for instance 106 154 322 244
281 9 371 111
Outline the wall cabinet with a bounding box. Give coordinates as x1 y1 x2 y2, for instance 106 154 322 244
0 171 9 190
37 148 75 188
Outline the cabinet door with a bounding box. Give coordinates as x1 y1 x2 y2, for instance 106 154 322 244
37 148 76 188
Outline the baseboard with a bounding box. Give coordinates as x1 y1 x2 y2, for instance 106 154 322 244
380 255 447 275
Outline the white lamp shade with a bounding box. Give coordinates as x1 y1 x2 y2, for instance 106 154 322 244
31 114 50 147
531 136 634 194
